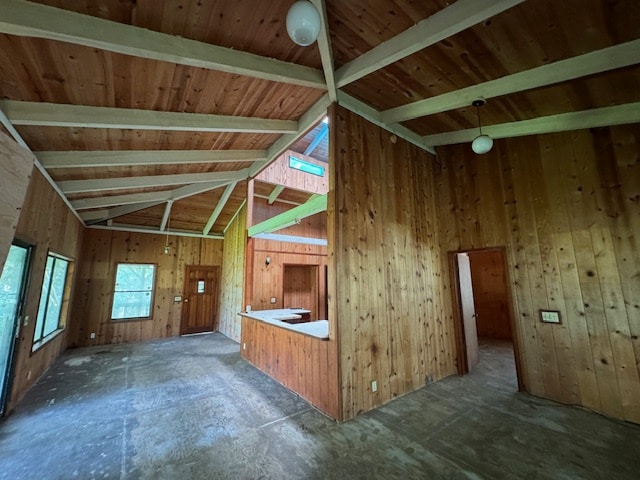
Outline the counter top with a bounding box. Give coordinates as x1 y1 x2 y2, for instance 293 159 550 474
239 309 328 340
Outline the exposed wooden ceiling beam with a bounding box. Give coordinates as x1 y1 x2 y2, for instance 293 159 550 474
304 122 329 156
60 169 249 194
0 104 84 224
71 180 233 210
248 193 327 237
223 199 247 234
203 182 237 235
338 92 435 155
84 200 162 225
268 185 286 205
249 94 331 177
88 224 223 240
382 39 640 124
254 194 303 207
0 0 325 89
311 0 337 102
160 200 174 231
334 0 525 88
423 102 640 146
2 101 298 133
38 150 267 169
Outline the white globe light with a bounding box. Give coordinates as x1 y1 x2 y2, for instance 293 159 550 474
471 134 493 154
286 1 321 46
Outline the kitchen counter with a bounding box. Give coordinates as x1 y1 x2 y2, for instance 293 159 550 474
239 309 329 340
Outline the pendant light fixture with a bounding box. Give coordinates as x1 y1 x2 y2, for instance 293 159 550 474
471 99 493 155
286 1 321 46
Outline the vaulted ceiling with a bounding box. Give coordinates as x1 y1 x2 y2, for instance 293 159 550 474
1 0 638 238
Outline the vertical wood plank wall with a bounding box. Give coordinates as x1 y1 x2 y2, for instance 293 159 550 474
469 250 512 340
330 105 457 420
241 316 339 419
8 169 83 412
434 126 640 424
0 132 33 273
218 204 247 342
70 230 223 347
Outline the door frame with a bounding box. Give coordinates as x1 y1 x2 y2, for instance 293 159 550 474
180 265 220 335
448 246 525 391
1 240 33 416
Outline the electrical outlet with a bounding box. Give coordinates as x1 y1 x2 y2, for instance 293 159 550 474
23 315 29 326
243 342 246 350
27 370 31 380
90 332 96 339
371 380 377 392
270 297 277 304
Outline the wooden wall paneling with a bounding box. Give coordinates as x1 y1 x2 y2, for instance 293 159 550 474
240 315 340 419
332 105 457 420
8 169 83 412
71 230 224 347
219 204 246 342
255 150 329 195
0 132 33 273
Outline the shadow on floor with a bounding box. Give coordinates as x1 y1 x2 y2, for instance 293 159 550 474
1 333 639 479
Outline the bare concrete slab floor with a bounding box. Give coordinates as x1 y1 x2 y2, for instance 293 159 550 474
1 333 639 479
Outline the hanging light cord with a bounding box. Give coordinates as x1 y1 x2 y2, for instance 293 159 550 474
476 104 483 135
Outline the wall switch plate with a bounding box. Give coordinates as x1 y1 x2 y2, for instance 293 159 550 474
90 332 96 339
540 310 561 324
270 297 277 304
371 380 377 393
243 342 246 350
174 296 182 302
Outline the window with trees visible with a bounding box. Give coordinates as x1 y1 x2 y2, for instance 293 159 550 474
33 253 71 348
111 264 156 320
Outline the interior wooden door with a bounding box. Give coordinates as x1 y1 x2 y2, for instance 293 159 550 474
181 265 220 335
283 265 318 320
457 253 479 371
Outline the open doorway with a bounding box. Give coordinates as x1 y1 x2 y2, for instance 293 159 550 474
450 247 523 390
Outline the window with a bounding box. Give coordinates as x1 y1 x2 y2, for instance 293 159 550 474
111 264 156 320
289 155 325 177
33 253 70 347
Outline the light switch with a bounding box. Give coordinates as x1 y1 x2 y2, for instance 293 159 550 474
540 310 561 324
270 297 277 304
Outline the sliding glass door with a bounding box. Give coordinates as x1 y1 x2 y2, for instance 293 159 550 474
0 243 31 415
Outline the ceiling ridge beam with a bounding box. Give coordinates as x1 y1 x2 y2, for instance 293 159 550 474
38 149 268 169
0 0 325 89
2 100 298 133
60 168 249 194
334 0 525 88
382 39 640 124
203 181 238 235
338 92 435 155
249 93 332 177
423 102 640 146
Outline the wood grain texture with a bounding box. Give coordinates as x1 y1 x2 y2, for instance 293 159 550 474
0 131 33 274
434 125 640 424
255 150 328 195
218 204 246 342
469 249 512 341
241 315 339 419
330 105 457 421
7 168 83 413
70 230 223 347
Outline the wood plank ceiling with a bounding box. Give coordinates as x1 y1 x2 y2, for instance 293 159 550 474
0 0 638 237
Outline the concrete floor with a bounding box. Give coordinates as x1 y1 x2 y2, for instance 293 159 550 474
1 334 639 480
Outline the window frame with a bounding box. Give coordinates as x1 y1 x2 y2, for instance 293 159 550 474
110 262 157 321
32 251 72 352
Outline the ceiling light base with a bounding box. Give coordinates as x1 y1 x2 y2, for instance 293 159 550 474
286 1 321 47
